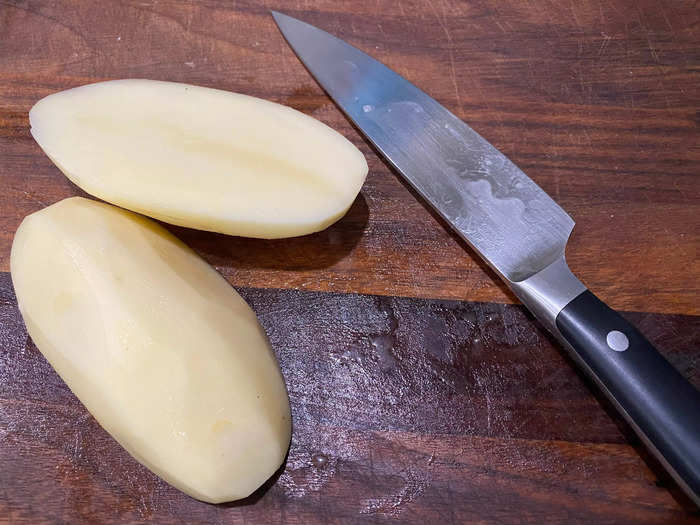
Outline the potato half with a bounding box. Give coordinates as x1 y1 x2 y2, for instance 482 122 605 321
29 79 368 238
10 197 291 503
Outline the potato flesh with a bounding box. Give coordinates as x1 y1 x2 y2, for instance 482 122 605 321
29 79 368 238
10 197 291 503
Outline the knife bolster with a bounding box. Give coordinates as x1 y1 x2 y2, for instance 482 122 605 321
510 256 586 335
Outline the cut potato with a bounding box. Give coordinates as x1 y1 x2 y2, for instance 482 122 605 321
29 79 368 238
10 197 291 503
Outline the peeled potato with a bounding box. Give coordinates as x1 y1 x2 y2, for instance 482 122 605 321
29 79 368 238
10 197 291 503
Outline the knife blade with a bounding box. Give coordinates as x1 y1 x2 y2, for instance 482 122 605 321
272 11 700 505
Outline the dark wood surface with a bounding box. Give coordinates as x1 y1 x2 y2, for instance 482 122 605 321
2 274 699 523
1 0 698 314
0 0 699 522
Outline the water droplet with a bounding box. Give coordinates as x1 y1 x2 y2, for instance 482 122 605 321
312 453 329 468
362 104 374 113
370 334 396 371
339 346 361 364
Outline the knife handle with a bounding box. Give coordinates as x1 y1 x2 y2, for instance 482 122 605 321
555 289 700 506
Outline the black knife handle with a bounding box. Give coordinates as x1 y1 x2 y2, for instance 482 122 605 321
556 290 700 504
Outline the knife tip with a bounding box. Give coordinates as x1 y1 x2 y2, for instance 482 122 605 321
270 10 304 38
270 10 305 29
270 10 287 23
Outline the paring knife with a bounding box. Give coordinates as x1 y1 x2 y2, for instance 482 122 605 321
271 12 700 504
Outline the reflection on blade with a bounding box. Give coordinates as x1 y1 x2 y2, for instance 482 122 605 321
273 12 574 281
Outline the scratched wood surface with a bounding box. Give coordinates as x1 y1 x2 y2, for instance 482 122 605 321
0 0 699 523
0 0 699 314
1 274 699 523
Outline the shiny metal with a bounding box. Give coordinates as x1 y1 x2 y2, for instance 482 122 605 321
606 330 630 352
510 256 586 333
272 11 575 284
273 13 700 506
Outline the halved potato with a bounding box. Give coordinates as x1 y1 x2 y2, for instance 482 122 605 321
29 79 368 238
10 197 291 503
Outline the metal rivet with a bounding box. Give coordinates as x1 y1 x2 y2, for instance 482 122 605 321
606 330 629 352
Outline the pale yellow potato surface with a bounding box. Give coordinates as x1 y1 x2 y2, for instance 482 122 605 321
29 79 368 238
10 197 291 503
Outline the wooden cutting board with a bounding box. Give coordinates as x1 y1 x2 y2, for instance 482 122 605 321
0 1 698 523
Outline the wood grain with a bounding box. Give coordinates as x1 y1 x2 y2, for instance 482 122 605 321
1 0 698 314
1 272 699 523
1 0 699 522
